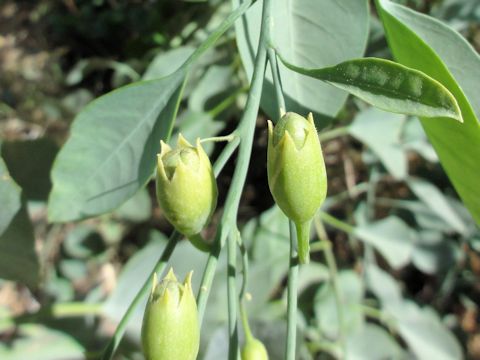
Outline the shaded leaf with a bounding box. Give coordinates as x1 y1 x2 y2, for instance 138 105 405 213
63 225 104 259
349 107 407 179
388 301 463 360
113 187 152 223
354 216 415 269
407 177 467 235
243 206 290 311
0 324 84 360
314 270 364 338
2 138 58 201
346 324 404 360
364 264 402 305
0 157 21 236
0 205 39 287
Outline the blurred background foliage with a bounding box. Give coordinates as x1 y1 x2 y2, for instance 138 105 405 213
0 0 479 359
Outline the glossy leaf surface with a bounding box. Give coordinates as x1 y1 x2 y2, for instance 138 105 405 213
281 57 462 121
376 0 480 224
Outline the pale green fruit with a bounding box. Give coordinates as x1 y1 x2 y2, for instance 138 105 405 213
267 112 327 263
141 269 200 360
156 134 217 237
241 338 269 360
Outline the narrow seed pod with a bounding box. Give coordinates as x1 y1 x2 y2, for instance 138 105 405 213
241 337 269 360
267 112 327 264
141 269 200 360
156 134 217 248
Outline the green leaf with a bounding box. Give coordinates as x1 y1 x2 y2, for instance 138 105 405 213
376 0 480 225
412 231 457 274
235 0 369 119
364 264 402 305
143 47 195 81
188 65 234 113
314 270 364 338
348 107 407 179
346 324 405 360
63 225 104 259
113 187 152 223
407 177 467 235
387 301 463 360
171 111 225 156
281 57 463 122
242 206 290 310
0 205 39 287
1 139 59 201
0 324 84 360
48 70 186 222
354 216 415 269
0 157 21 236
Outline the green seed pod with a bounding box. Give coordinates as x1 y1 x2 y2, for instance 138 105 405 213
156 134 217 241
241 337 269 360
141 269 200 360
267 112 327 264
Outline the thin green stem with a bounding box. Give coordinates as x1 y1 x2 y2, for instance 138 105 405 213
48 302 103 317
318 126 349 142
359 304 397 333
295 220 311 264
319 211 354 234
183 0 254 68
208 86 249 118
285 220 299 360
197 235 224 325
3 302 103 328
237 229 253 343
240 302 254 342
213 135 240 177
267 47 286 118
314 217 345 358
197 0 271 325
188 233 213 252
227 231 239 360
200 134 236 144
101 232 180 360
237 229 249 300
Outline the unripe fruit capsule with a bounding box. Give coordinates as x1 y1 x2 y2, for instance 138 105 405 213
156 134 217 248
267 112 327 264
141 269 200 360
241 337 269 360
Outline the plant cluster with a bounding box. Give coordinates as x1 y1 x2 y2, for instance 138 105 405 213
1 0 479 359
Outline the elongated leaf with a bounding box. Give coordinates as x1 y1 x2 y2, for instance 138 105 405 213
48 70 186 222
0 157 39 287
314 271 364 338
354 216 415 269
407 177 467 234
387 301 463 360
0 324 84 360
235 0 369 119
0 205 39 287
348 107 407 179
0 157 21 236
376 0 480 225
2 139 58 201
281 57 462 121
